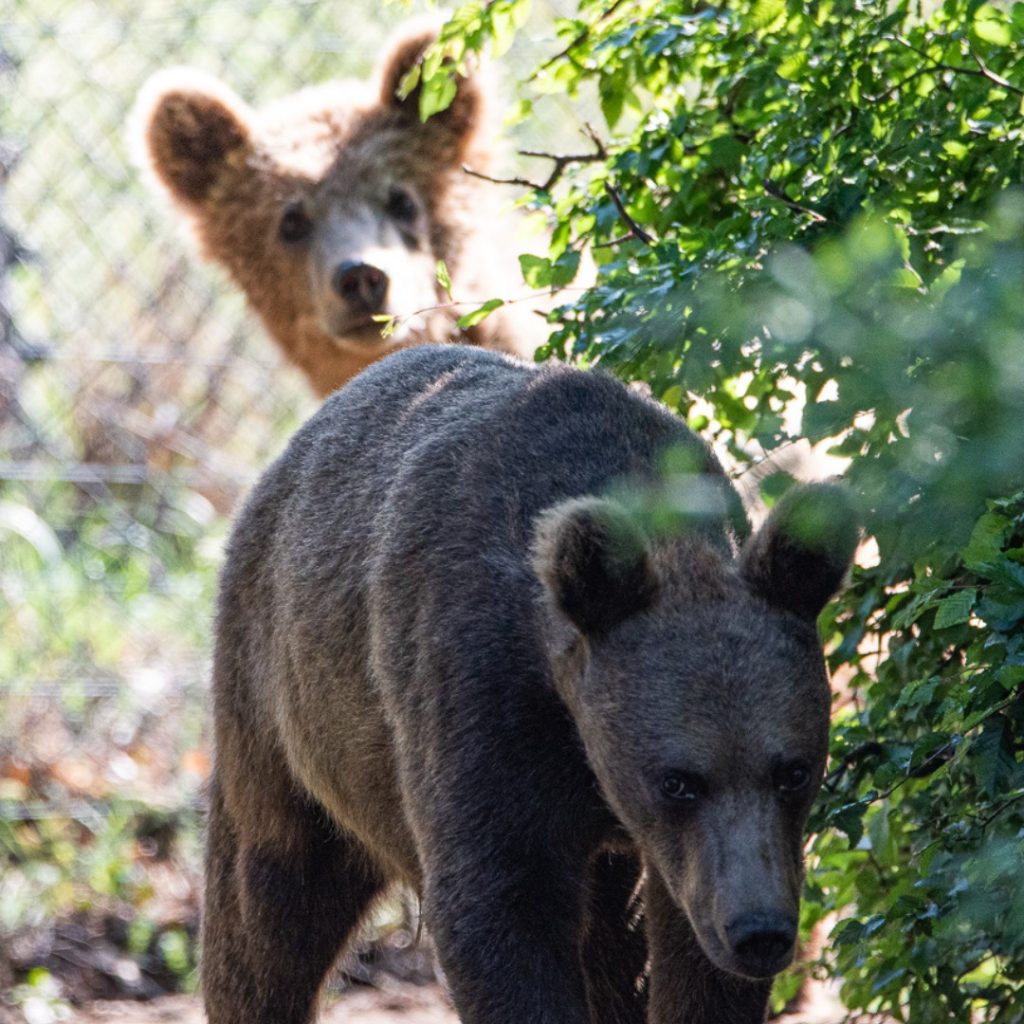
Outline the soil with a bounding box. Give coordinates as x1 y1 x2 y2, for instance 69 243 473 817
57 980 854 1024
73 983 457 1023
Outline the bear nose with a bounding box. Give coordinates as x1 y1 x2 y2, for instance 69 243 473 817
725 911 797 977
333 260 389 313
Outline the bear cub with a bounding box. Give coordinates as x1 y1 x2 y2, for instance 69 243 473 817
135 26 545 397
206 345 858 1024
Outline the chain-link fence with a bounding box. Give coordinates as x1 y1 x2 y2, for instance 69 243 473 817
0 0 576 996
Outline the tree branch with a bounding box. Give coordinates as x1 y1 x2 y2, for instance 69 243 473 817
517 123 609 191
889 34 1024 97
466 122 610 194
969 45 1023 96
603 181 656 245
519 149 603 191
763 179 828 223
461 164 543 190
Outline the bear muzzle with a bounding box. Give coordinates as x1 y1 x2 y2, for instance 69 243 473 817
725 909 798 979
332 259 389 314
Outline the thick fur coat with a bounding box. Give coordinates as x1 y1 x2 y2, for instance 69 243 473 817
135 27 545 397
206 345 858 1023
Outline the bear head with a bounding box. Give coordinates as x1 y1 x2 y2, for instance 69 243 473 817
134 24 519 397
533 482 859 981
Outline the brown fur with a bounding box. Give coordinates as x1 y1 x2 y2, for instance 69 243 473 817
206 346 858 1023
134 24 545 398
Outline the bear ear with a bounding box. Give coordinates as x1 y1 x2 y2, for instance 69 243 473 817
533 497 659 638
377 24 489 152
134 69 252 207
740 483 859 621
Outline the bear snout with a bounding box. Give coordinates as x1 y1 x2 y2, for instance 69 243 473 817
725 909 798 979
332 260 389 314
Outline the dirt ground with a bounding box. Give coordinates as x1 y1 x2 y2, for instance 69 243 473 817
63 981 852 1024
73 983 456 1023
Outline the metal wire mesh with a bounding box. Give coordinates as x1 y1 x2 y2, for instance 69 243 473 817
0 0 572 844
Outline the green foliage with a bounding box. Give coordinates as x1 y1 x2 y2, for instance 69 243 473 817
431 0 1024 1017
811 487 1024 1020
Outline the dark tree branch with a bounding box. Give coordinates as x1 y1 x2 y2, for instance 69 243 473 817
824 741 885 791
889 34 1024 97
519 149 603 191
582 121 609 159
509 123 609 192
980 790 1024 830
763 179 828 223
463 144 605 193
461 164 544 190
603 181 656 246
866 65 934 103
592 234 636 249
969 46 1023 96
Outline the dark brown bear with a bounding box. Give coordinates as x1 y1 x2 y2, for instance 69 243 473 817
206 345 858 1023
134 25 545 398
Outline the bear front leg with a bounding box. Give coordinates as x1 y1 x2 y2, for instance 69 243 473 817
202 781 386 1024
580 851 648 1024
644 869 772 1024
422 841 594 1024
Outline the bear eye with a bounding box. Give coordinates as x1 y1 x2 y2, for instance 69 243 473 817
775 761 812 794
279 201 314 244
661 771 705 804
385 186 417 223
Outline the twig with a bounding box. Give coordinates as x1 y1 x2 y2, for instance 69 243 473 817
529 0 626 81
763 179 828 223
462 164 543 190
582 122 609 159
829 691 1022 812
592 234 636 249
466 122 609 193
890 33 1024 97
603 181 656 245
731 436 808 482
969 46 1023 96
824 741 885 791
980 789 1024 830
865 65 934 104
380 286 592 336
517 124 609 191
519 148 604 191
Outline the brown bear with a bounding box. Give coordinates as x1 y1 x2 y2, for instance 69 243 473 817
134 25 545 398
206 344 858 1024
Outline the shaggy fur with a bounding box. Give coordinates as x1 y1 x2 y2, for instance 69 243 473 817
134 24 544 398
207 346 858 1023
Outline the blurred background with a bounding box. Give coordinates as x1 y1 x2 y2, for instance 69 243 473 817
0 2 577 1018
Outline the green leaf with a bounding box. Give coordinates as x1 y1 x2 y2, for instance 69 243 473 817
747 0 786 31
759 471 796 506
599 69 627 130
436 260 452 298
970 716 1016 797
520 254 551 288
777 52 809 82
396 64 421 101
519 251 581 289
973 7 1012 45
933 589 976 629
456 297 505 328
963 510 1009 568
832 916 867 947
831 802 867 848
419 71 458 122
